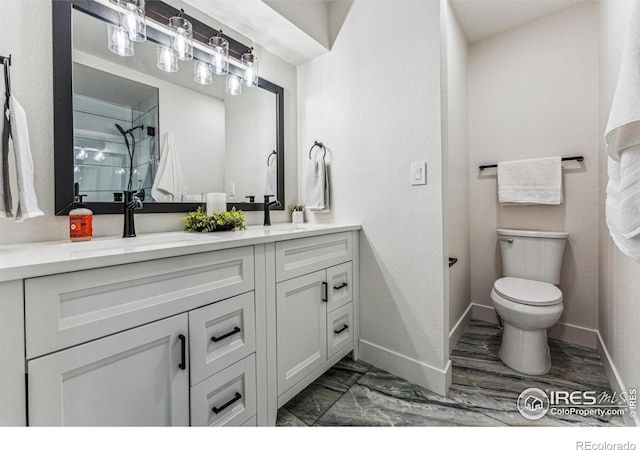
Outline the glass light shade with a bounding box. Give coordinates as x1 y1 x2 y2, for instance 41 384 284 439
107 24 134 57
226 74 242 96
194 60 212 85
169 15 193 61
119 0 146 42
208 35 229 76
94 151 106 162
241 49 258 87
157 46 178 72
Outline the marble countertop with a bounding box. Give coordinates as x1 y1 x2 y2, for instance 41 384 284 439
0 223 361 282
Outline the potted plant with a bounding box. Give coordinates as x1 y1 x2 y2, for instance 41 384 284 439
288 204 304 224
182 207 247 232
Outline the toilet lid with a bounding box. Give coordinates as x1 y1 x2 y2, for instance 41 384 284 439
494 277 562 306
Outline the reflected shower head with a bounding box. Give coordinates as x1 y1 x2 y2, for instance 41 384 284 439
115 123 127 136
115 124 144 136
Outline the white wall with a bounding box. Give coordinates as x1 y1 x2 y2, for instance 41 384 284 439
446 3 470 334
0 0 297 245
468 3 599 339
597 0 640 422
298 0 449 394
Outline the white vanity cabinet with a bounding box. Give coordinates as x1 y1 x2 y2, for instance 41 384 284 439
272 232 359 408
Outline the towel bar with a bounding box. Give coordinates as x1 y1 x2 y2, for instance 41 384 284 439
478 156 584 171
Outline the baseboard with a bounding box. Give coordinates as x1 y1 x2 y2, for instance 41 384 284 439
359 339 451 396
471 303 598 349
449 302 472 354
597 333 640 427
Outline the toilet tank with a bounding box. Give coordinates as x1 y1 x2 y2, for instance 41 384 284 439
497 229 569 285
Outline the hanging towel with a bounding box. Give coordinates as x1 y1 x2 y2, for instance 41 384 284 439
152 131 188 202
0 96 44 221
605 0 640 261
265 154 277 197
304 158 329 211
497 157 563 205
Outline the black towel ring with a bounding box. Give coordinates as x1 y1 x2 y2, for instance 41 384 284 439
267 150 276 166
309 141 326 160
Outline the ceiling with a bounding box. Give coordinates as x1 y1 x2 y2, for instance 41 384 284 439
449 0 587 44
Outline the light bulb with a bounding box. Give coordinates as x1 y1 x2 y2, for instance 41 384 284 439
226 74 242 96
194 61 212 85
157 46 178 72
94 151 106 162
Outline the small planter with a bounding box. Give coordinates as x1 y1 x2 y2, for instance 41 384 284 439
292 210 304 224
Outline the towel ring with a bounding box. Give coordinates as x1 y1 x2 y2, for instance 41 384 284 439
267 150 276 166
309 141 326 160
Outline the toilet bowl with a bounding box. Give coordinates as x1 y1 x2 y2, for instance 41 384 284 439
490 229 568 375
491 277 563 374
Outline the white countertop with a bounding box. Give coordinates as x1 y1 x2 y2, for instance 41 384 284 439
0 223 361 282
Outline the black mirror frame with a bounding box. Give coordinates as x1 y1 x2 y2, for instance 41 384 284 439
52 0 285 215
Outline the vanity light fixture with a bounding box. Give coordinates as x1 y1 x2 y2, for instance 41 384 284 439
194 60 212 85
169 9 193 61
119 0 146 42
241 47 259 87
107 23 134 57
208 31 229 76
94 150 106 162
157 45 178 72
226 73 242 96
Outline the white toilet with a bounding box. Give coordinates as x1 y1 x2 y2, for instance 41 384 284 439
490 228 568 375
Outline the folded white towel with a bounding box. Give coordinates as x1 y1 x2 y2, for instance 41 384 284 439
604 0 640 261
1 96 44 221
0 102 12 218
152 131 188 203
497 157 563 205
265 154 277 197
304 158 329 211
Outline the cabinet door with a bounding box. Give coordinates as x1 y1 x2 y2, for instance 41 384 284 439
28 314 189 426
276 271 327 395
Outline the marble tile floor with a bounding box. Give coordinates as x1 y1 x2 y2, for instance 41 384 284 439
276 319 625 427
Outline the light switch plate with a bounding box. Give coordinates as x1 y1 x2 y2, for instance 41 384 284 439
411 162 427 185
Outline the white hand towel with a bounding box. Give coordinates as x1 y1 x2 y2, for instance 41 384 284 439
497 157 563 205
304 158 329 211
0 103 12 218
604 0 640 261
152 131 188 203
265 154 277 197
8 96 44 221
205 192 226 215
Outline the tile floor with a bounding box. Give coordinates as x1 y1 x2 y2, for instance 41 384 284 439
276 319 625 427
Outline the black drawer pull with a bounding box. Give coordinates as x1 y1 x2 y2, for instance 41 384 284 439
178 334 186 370
334 324 349 335
333 282 348 290
322 281 328 302
212 392 242 414
211 327 241 343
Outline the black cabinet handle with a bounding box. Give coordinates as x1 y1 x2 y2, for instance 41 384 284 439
211 327 241 343
178 334 186 370
334 324 349 334
333 282 348 290
322 281 328 302
212 392 242 414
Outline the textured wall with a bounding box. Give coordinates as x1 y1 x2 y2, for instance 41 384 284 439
468 3 599 331
298 0 448 379
597 0 640 409
0 0 297 245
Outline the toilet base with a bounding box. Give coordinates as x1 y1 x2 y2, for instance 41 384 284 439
498 322 551 375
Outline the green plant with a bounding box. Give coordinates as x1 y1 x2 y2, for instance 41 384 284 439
182 207 246 232
288 204 304 212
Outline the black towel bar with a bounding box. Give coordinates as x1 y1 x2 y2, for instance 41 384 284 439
449 257 458 267
479 156 584 171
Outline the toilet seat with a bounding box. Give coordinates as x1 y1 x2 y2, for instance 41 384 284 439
493 277 562 306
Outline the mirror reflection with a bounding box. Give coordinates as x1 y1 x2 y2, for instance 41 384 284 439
71 8 278 206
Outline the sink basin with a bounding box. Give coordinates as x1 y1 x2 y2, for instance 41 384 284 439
62 232 220 257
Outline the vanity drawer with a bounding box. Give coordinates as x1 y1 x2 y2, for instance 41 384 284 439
327 303 353 359
190 354 256 427
275 232 352 282
326 262 353 313
24 247 254 359
189 292 256 386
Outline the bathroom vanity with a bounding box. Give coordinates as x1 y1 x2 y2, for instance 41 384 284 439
0 224 360 426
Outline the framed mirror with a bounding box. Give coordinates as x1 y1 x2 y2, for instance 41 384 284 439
53 0 284 214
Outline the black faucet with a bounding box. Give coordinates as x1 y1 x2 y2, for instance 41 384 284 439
263 195 280 226
123 189 144 237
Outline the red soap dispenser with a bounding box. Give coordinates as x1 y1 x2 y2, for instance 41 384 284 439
69 183 93 242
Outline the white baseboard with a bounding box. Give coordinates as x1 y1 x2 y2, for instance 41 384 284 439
471 303 597 349
597 333 640 427
359 339 451 396
449 303 472 354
